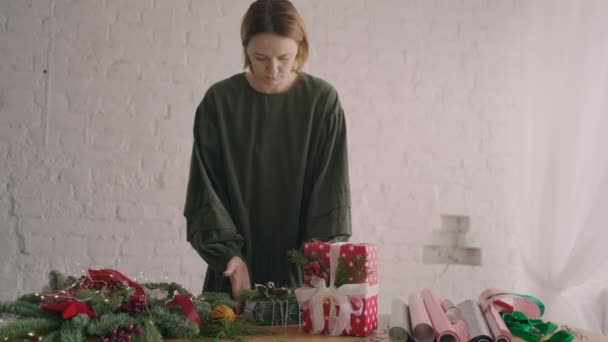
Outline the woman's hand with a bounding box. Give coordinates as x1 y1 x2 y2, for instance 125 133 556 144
223 256 251 298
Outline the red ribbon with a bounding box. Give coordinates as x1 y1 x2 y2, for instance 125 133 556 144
167 294 202 328
83 269 149 305
42 300 98 319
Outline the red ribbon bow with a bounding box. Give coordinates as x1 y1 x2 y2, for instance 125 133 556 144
167 294 202 328
42 300 98 319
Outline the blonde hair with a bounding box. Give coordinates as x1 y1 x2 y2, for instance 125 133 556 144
241 0 309 71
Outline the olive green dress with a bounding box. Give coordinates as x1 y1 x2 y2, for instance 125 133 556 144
184 72 351 293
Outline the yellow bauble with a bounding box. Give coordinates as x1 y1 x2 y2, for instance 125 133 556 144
212 304 236 322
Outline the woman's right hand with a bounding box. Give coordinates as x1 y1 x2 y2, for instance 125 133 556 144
223 256 251 298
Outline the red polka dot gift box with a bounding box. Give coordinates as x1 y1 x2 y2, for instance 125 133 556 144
294 242 379 337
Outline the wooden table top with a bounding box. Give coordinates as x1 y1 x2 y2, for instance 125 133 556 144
168 320 608 342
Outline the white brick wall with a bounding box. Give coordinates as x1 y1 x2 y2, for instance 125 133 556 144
1 0 528 315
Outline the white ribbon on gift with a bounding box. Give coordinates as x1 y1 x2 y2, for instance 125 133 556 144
294 242 379 336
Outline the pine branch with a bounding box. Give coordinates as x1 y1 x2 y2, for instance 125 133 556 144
89 288 126 316
199 292 236 311
48 270 67 292
0 301 55 318
17 293 42 305
86 313 136 336
142 282 192 297
287 249 309 267
0 317 61 340
58 314 90 342
42 330 60 342
148 306 199 339
133 318 162 342
192 300 212 325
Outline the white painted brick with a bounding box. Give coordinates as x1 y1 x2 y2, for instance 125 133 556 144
83 220 133 239
59 166 90 185
106 59 141 81
22 233 54 255
0 75 39 126
52 235 88 258
18 217 81 236
0 219 18 259
0 260 20 299
13 197 45 218
87 236 120 258
119 239 155 257
54 0 115 25
109 21 153 48
85 202 117 220
117 202 145 221
13 182 72 200
0 12 7 30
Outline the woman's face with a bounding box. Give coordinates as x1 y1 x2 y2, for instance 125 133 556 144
246 33 299 90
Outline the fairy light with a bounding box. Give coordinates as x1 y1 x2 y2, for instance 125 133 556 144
27 332 35 337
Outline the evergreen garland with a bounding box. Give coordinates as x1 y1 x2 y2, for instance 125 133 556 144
132 319 162 342
42 330 59 342
0 270 273 341
58 314 89 342
0 317 61 340
89 289 126 316
85 313 136 336
0 301 54 318
198 292 236 311
148 305 199 339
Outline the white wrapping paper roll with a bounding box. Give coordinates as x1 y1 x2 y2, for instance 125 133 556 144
390 298 414 342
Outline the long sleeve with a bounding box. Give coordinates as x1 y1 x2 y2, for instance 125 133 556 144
184 93 244 273
303 94 352 242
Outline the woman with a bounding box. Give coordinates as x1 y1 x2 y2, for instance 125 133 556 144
184 0 351 298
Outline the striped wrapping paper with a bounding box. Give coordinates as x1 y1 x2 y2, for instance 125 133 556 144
421 288 459 342
479 289 541 319
408 293 434 342
483 303 512 342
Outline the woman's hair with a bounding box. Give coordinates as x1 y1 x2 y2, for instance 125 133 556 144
241 0 309 71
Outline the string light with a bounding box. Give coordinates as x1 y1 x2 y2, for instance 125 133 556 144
27 332 35 337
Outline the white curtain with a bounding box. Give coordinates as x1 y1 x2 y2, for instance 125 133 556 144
520 0 608 334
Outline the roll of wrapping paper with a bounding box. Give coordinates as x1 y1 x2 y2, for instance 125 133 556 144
457 300 492 342
390 298 414 342
408 293 435 342
421 289 459 342
442 299 470 342
483 304 512 342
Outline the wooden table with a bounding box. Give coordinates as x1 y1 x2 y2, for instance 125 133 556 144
171 316 608 342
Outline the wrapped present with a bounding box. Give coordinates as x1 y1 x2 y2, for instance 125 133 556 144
239 283 300 326
294 242 379 337
241 297 300 326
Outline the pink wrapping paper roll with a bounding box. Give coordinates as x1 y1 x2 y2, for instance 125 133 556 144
483 304 512 342
408 293 434 342
421 288 459 342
